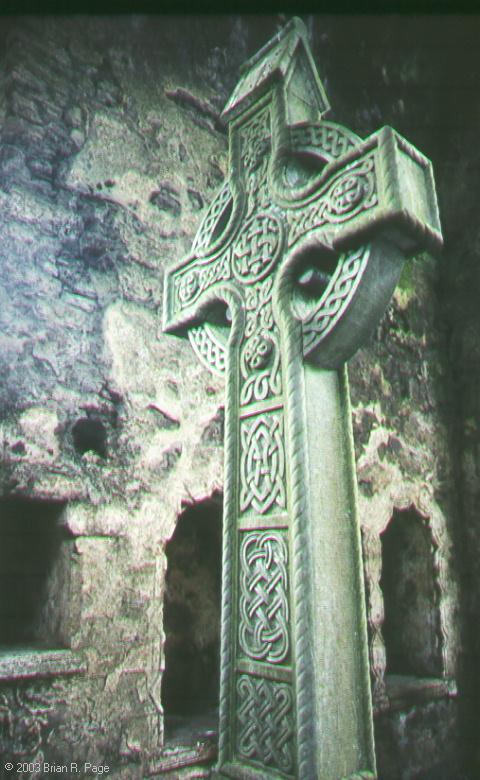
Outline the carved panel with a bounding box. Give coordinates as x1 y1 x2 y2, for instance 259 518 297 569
287 154 377 246
241 106 271 174
240 106 271 212
240 277 282 406
174 251 231 310
240 411 286 515
302 246 370 355
239 530 290 664
232 212 284 284
236 674 294 775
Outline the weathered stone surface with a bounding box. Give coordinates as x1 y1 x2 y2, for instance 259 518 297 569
163 17 445 778
0 12 477 780
0 16 227 776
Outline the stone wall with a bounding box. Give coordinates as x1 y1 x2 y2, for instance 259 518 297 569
311 16 476 778
0 16 231 777
0 13 477 779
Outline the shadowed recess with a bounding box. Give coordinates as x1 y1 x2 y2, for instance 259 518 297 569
291 245 339 320
162 494 222 745
72 417 107 457
283 149 327 188
380 506 442 678
0 497 66 647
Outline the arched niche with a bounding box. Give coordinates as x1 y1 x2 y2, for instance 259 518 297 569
362 497 455 714
380 506 442 678
161 493 222 746
0 496 68 648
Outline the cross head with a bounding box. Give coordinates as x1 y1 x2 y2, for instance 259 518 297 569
163 17 442 780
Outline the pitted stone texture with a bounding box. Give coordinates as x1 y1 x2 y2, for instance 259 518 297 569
0 15 229 777
0 12 474 779
349 252 460 775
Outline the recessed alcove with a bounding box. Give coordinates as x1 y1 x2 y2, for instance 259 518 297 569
72 417 107 457
291 246 339 320
0 496 76 650
283 149 327 188
162 494 222 750
380 507 442 680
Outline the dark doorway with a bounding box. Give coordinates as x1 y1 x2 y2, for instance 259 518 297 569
162 493 222 745
0 496 66 647
380 507 442 677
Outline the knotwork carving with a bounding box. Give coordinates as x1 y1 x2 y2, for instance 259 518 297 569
302 246 370 355
240 411 286 515
232 212 284 283
243 277 274 348
243 333 274 372
192 181 233 255
189 324 227 376
241 106 271 173
236 675 294 775
177 269 199 304
329 170 369 215
287 155 377 246
240 332 281 405
241 106 272 213
240 277 282 405
239 531 290 664
164 18 442 778
175 252 231 309
290 122 359 161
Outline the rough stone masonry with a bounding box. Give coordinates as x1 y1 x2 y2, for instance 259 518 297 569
0 13 478 780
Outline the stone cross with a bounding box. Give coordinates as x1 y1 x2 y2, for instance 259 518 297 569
163 18 442 780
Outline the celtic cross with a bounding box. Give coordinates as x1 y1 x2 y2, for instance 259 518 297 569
163 18 442 780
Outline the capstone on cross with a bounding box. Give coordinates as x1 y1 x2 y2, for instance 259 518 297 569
163 17 442 780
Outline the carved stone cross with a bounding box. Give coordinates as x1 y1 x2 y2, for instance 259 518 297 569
163 18 442 780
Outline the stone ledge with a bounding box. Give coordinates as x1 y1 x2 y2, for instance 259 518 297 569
146 741 217 776
384 674 457 712
0 646 87 681
146 711 218 776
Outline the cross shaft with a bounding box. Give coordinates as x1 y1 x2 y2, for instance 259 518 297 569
163 18 442 780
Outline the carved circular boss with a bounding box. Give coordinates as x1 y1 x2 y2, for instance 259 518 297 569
183 120 406 376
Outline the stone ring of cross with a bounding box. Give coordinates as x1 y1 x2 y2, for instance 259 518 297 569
163 16 442 780
165 19 441 378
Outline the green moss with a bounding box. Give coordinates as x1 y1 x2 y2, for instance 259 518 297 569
398 257 416 295
465 417 477 436
396 252 435 310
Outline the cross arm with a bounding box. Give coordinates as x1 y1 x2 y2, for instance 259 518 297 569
161 17 445 779
275 125 442 370
163 248 232 334
283 125 442 256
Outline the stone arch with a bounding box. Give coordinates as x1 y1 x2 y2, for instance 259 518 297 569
380 506 442 676
361 488 454 711
161 491 223 743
